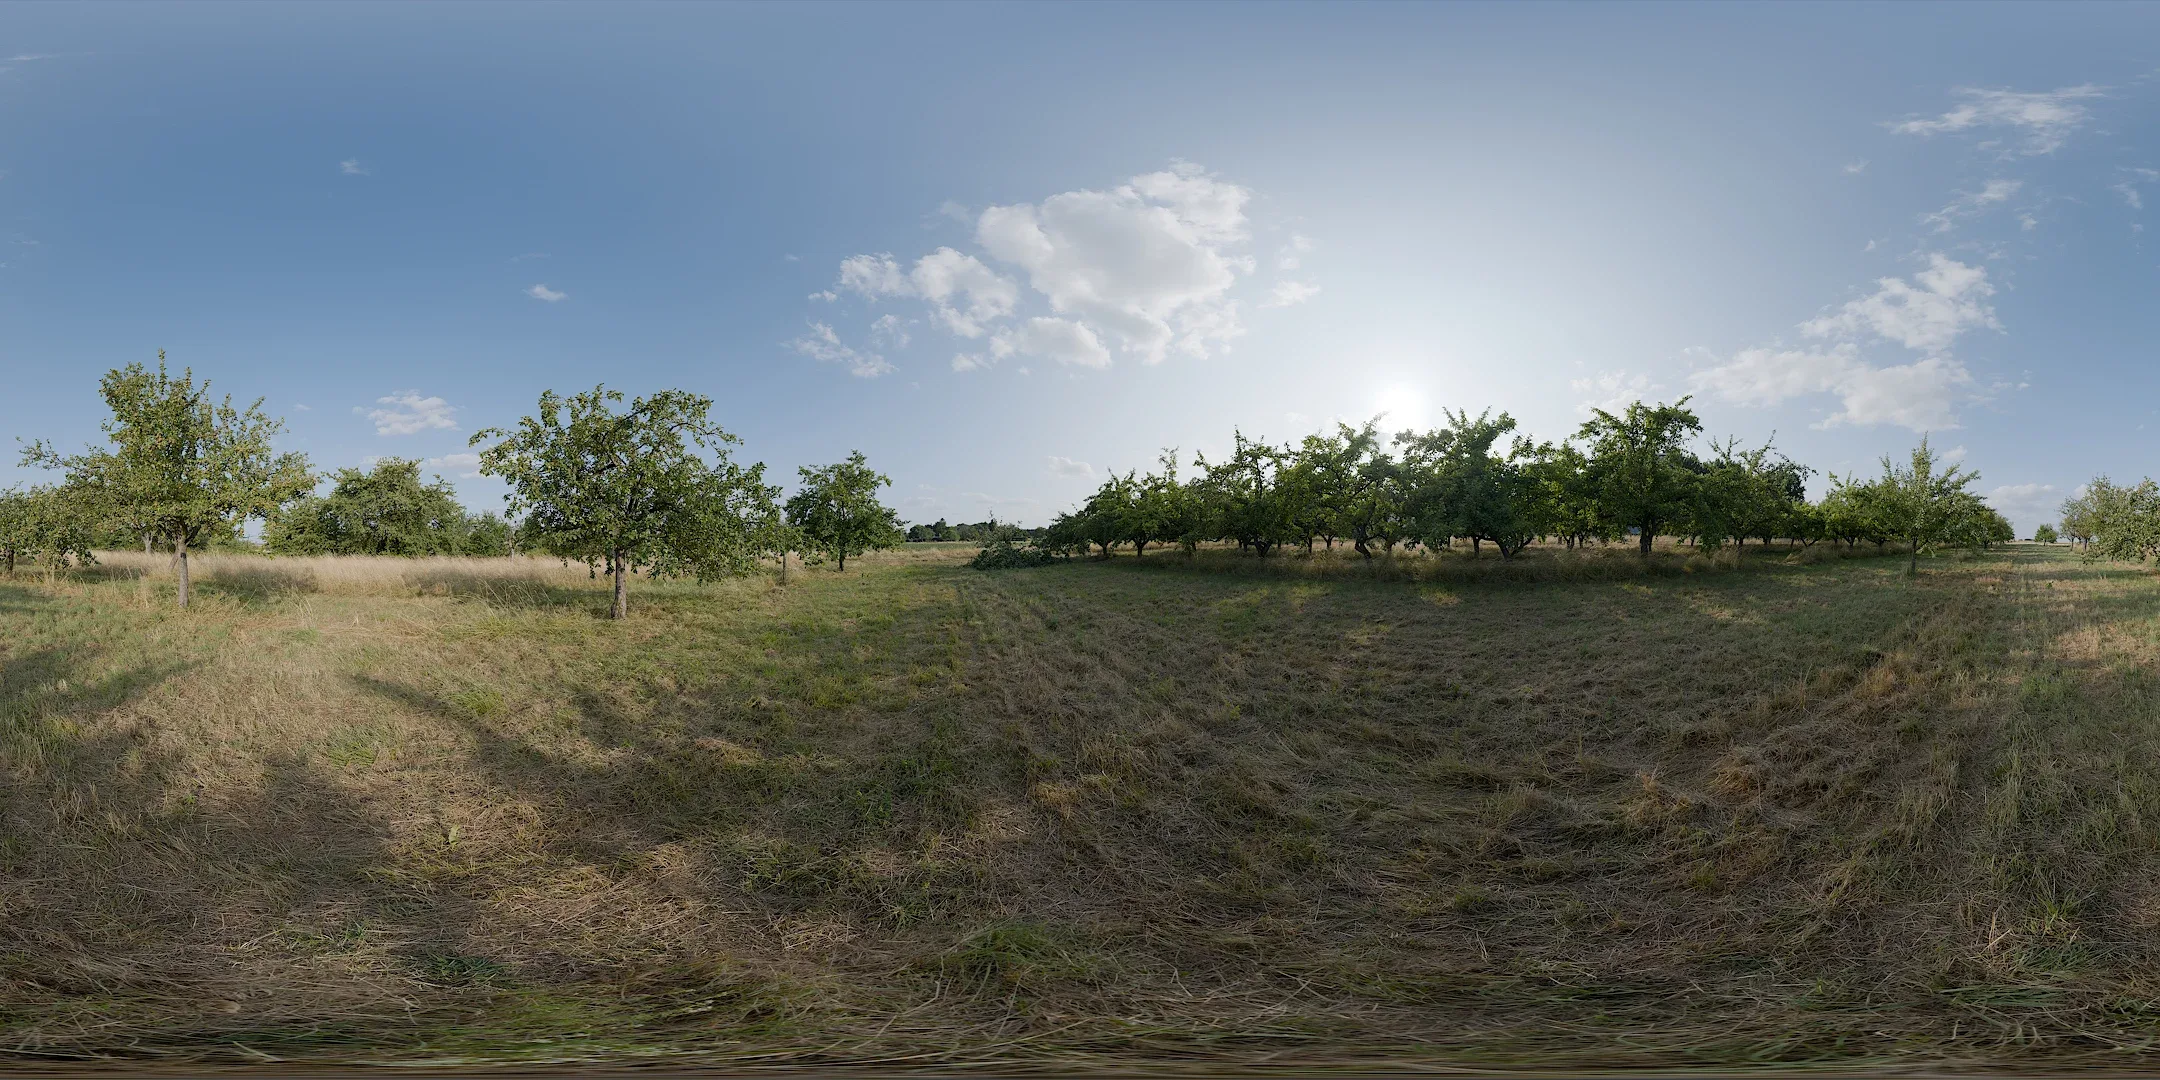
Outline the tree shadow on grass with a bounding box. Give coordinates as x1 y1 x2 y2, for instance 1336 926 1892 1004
193 563 321 604
401 569 609 615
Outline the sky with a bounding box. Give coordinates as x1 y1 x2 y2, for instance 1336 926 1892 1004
0 2 2155 534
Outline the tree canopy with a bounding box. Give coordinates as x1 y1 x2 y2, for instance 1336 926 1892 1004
471 385 776 618
266 457 507 556
23 355 313 606
785 451 904 572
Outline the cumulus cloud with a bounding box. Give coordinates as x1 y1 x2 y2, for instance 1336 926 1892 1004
1571 370 1661 415
788 322 892 379
955 316 1112 372
1692 255 1998 431
1047 455 1095 479
1987 482 2061 533
526 283 566 302
426 452 483 478
1799 255 1998 353
1921 178 2021 232
819 162 1282 376
360 392 459 436
1887 85 2104 155
1266 280 1321 308
869 313 910 348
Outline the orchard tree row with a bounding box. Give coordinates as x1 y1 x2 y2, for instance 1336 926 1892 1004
1037 398 2012 575
2056 479 2160 562
4 357 907 615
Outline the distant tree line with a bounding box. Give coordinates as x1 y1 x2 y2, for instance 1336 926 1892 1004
907 518 1047 543
9 358 906 614
1028 399 2012 576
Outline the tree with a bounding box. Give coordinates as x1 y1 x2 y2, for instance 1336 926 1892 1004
0 485 97 574
2060 488 2100 550
265 457 476 556
2033 523 2059 545
1194 432 1293 557
471 386 774 619
1398 409 1538 559
1576 398 1703 556
1872 435 1982 576
24 355 313 607
785 450 904 572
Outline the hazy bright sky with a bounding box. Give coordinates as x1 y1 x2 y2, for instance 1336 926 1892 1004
1 2 2155 532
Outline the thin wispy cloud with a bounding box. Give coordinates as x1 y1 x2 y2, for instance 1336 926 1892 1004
1843 160 1870 175
358 391 459 436
788 321 892 378
339 159 368 176
526 283 566 303
1921 178 2021 232
1887 84 2105 156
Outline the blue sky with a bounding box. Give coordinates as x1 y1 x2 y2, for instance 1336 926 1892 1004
0 2 2155 533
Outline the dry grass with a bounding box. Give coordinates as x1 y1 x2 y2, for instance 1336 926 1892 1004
5 541 2160 1068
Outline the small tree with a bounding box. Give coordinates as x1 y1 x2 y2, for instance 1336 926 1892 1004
24 355 312 607
1873 435 1981 576
265 457 474 556
2033 523 2059 545
471 386 774 619
1576 398 1703 557
784 450 904 572
0 485 97 574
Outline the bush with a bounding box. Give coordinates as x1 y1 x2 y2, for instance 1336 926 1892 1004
970 537 1058 570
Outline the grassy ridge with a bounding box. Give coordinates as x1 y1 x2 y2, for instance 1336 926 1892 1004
4 543 2158 1067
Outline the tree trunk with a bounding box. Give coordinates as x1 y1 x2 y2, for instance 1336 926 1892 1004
779 549 789 585
143 532 153 554
838 550 848 572
1908 540 1918 577
610 550 628 619
4 549 13 575
175 531 191 608
1638 528 1654 557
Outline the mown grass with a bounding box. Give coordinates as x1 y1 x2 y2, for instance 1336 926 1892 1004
5 541 2160 1068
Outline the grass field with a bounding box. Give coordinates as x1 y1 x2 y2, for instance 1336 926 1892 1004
7 540 2160 1068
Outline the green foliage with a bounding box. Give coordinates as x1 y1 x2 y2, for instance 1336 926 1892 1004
2075 477 2160 563
1396 409 1538 559
1575 397 1704 556
470 385 777 618
22 353 312 606
265 458 491 556
785 450 904 572
0 485 97 573
2033 523 2060 545
1871 435 1984 574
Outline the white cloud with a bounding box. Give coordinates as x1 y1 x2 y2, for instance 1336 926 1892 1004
1266 280 1321 308
2115 168 2160 210
788 322 892 379
1047 455 1095 479
293 403 312 412
976 162 1252 364
1278 232 1315 270
1571 370 1661 415
869 313 910 348
1843 160 1870 175
2019 213 2039 231
340 159 367 176
973 317 1112 371
1888 85 2105 155
1692 256 1998 431
909 248 1018 337
1987 482 2061 533
526 283 566 303
360 392 459 436
821 162 1295 373
1921 178 2021 232
426 452 483 479
937 200 971 223
1799 254 1998 353
1939 444 1969 464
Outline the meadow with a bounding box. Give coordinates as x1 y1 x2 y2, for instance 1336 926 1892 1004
7 541 2160 1069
